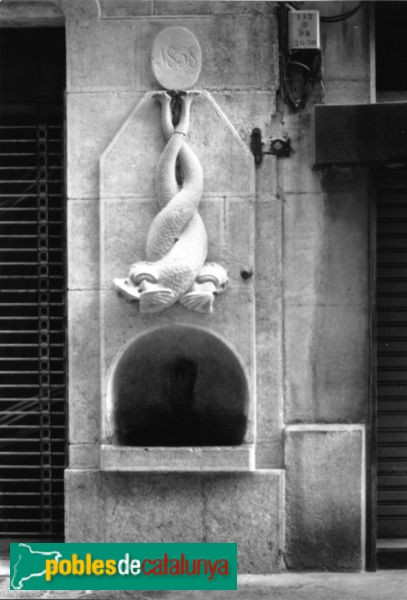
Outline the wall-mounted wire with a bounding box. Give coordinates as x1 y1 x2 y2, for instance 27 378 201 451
277 3 323 110
282 1 364 22
320 1 364 23
277 0 364 109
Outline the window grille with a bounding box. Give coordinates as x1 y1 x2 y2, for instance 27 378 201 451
0 113 66 552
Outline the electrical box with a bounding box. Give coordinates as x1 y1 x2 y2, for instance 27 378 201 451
288 10 320 51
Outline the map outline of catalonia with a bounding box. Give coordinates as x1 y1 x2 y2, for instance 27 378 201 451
10 543 62 590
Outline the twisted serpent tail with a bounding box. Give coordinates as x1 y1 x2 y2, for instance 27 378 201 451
113 91 228 314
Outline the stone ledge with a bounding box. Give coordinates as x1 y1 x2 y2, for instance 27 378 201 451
100 444 255 471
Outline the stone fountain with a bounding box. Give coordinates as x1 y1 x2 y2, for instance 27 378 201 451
101 26 254 463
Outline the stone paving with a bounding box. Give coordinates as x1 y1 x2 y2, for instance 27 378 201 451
1 570 407 600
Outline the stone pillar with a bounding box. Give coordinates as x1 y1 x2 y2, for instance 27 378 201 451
64 0 285 573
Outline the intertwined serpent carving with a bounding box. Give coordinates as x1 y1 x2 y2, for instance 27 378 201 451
114 91 228 314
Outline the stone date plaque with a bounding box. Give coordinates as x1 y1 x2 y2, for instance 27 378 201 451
151 26 202 90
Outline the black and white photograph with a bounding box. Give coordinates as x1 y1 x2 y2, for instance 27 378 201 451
0 1 407 598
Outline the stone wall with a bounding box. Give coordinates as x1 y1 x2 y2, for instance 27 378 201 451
63 0 285 573
280 1 371 570
0 0 373 572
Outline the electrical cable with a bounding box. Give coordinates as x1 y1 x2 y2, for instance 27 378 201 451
283 1 364 23
278 3 323 110
319 1 364 23
278 0 362 109
288 60 311 74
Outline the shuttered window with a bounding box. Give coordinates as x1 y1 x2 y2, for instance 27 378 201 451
0 27 66 554
377 169 407 538
0 113 66 552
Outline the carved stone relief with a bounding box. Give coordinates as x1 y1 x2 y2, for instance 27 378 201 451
113 27 228 314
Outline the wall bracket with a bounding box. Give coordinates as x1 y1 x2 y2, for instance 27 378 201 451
250 127 292 166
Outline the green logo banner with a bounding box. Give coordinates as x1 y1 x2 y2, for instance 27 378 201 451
10 542 237 591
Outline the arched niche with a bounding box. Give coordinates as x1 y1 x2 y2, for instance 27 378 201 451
108 325 249 446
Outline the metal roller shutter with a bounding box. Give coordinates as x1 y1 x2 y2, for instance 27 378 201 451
0 112 66 552
377 169 407 539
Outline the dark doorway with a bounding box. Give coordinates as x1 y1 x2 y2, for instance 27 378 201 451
376 2 407 92
0 27 66 553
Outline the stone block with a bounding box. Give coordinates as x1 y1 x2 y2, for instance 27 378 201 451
203 471 284 573
60 0 99 20
210 91 276 148
67 199 100 290
69 444 100 469
81 470 284 572
191 94 255 196
99 95 160 199
65 469 102 542
281 111 323 194
100 473 204 542
201 198 225 261
211 2 276 14
285 427 364 570
66 12 278 92
320 3 370 82
100 92 255 200
222 198 255 286
101 197 155 288
255 159 278 200
99 0 153 17
135 16 278 91
284 192 368 306
100 445 254 471
255 200 282 291
284 304 369 423
255 200 283 452
155 1 211 15
0 1 64 26
67 91 140 198
323 79 370 105
255 440 283 469
256 341 282 449
66 18 138 91
68 290 101 444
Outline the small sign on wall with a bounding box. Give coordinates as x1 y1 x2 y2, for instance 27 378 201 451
288 10 320 51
